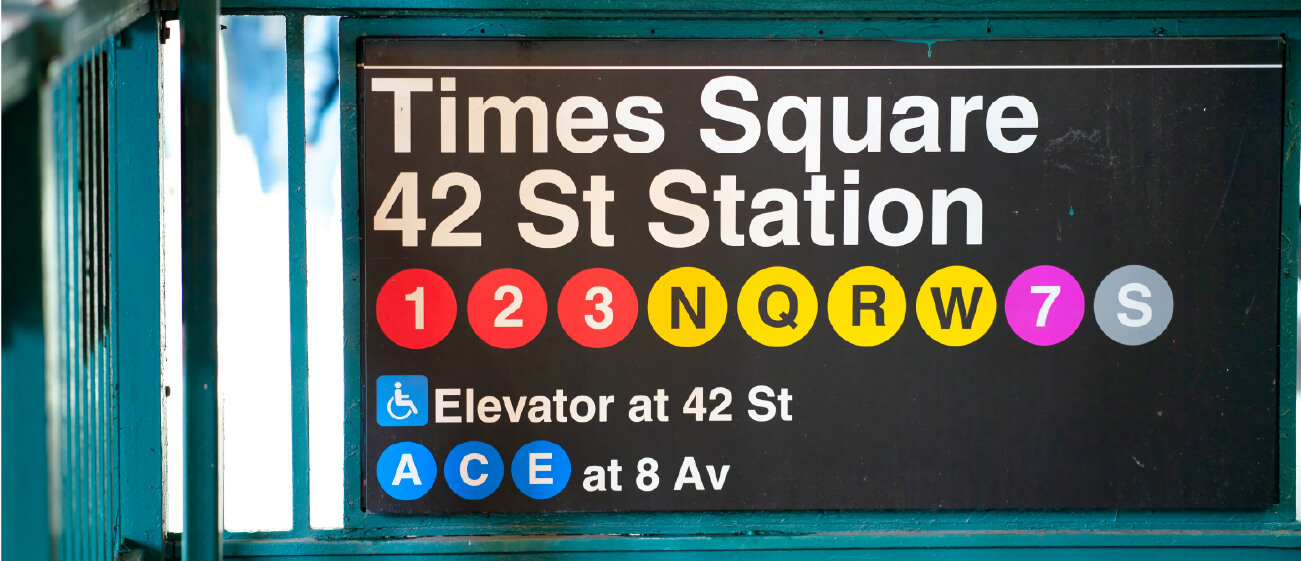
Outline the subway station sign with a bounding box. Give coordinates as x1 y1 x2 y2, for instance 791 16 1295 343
358 38 1282 513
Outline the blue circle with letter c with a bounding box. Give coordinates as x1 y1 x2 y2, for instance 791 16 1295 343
443 441 504 500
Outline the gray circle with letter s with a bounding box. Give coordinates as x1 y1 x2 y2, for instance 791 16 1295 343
1093 265 1174 346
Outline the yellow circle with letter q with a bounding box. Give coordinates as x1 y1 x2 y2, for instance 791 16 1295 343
915 265 996 347
648 267 728 347
737 267 818 347
827 266 906 347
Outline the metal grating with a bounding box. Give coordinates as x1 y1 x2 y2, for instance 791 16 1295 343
53 39 121 561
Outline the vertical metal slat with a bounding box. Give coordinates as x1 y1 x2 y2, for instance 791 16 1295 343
88 45 103 561
65 61 79 561
74 53 88 561
100 44 114 559
181 0 223 556
285 14 311 534
95 44 112 561
59 62 76 561
105 38 122 558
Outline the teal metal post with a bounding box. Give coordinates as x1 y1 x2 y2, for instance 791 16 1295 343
1 88 52 561
286 14 312 534
115 14 167 559
181 0 221 556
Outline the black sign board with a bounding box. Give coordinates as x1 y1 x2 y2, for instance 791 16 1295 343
357 38 1282 513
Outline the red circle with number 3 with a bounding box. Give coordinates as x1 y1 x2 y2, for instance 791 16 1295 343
558 268 638 349
467 269 548 349
376 269 457 349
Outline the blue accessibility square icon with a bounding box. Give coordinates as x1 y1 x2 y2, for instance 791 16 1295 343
377 375 428 426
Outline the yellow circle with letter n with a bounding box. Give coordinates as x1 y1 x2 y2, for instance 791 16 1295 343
648 267 727 347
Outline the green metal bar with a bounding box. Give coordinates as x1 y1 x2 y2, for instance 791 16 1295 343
73 55 86 561
0 65 52 561
338 15 362 529
102 41 117 559
286 13 312 535
74 51 89 561
67 54 80 561
60 60 77 561
102 41 116 560
89 43 106 561
222 531 1301 557
219 550 1301 561
181 0 222 555
105 38 124 559
113 14 166 559
218 0 1301 14
1277 19 1301 519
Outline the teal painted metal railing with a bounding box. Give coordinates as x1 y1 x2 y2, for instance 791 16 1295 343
222 5 1301 557
50 36 125 561
11 14 167 561
7 1 1301 560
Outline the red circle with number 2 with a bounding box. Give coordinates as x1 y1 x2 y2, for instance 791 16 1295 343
559 268 638 348
376 269 457 349
468 269 548 349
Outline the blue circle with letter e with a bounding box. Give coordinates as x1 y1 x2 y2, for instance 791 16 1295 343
377 441 437 501
511 440 570 500
444 441 504 500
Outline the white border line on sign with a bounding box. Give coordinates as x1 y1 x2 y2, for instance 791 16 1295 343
361 64 1283 70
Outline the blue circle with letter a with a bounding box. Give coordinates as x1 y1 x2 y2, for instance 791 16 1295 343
511 440 570 500
444 441 504 500
377 441 437 501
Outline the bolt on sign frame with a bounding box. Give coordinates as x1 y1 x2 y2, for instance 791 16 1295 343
223 1 1301 557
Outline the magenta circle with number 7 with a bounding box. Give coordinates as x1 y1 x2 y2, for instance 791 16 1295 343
1003 265 1085 346
376 269 458 349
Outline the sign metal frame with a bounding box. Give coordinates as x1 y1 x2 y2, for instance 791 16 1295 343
337 13 1300 539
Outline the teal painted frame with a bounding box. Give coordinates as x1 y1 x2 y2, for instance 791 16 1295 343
203 4 1301 555
221 0 1301 14
115 15 167 560
323 12 1301 539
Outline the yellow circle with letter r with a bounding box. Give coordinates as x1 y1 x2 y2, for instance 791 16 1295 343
915 265 996 346
737 267 817 347
827 266 905 347
647 267 727 347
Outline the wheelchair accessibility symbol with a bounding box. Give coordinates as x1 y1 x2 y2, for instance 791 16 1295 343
377 375 427 426
388 383 418 420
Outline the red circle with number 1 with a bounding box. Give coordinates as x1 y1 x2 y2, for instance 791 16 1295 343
559 268 638 348
376 269 457 349
468 269 548 349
